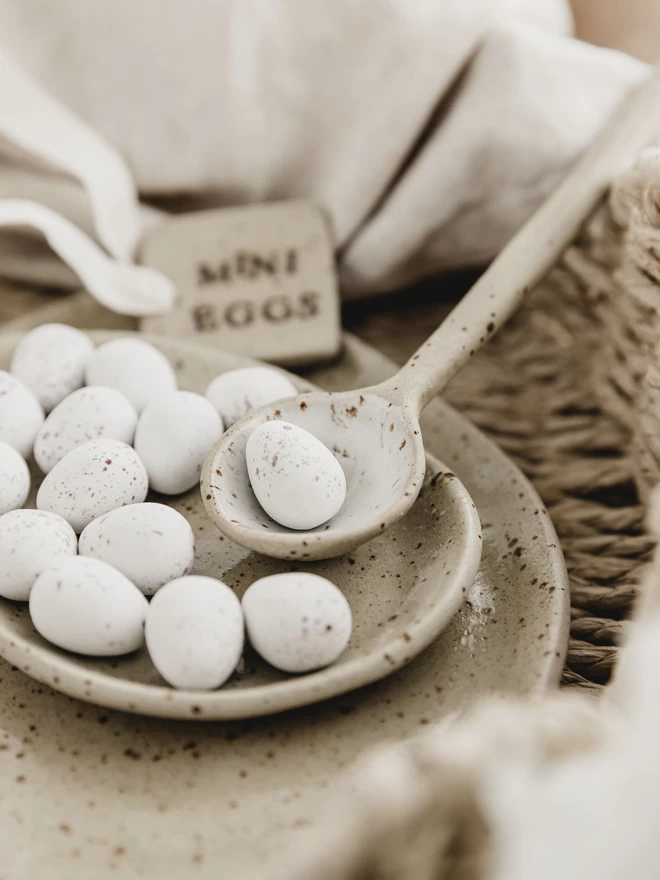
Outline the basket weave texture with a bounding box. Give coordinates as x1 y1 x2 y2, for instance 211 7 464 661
295 151 660 880
437 156 660 691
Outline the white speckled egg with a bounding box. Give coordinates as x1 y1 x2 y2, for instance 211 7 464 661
36 438 148 533
79 502 195 596
0 509 77 600
242 572 352 673
135 391 223 495
0 370 44 458
29 556 148 656
34 386 138 474
10 323 94 412
145 575 244 689
84 337 177 413
246 421 346 530
0 441 30 515
205 367 297 428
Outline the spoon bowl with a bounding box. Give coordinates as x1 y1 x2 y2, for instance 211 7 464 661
202 385 425 560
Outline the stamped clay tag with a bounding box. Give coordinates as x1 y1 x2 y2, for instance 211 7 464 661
138 200 341 366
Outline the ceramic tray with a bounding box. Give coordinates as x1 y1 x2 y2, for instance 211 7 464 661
0 321 568 880
0 330 482 720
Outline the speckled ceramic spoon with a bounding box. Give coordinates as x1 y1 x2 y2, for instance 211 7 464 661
203 63 660 561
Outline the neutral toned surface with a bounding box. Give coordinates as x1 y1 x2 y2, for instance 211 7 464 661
0 311 566 879
571 0 660 62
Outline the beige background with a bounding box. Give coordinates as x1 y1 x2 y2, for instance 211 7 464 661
572 0 660 61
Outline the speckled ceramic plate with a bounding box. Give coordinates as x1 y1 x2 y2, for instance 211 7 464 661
0 329 483 720
0 307 568 880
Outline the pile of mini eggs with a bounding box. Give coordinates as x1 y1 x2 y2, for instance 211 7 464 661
0 323 352 690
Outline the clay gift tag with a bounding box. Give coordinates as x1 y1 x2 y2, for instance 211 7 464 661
138 201 341 366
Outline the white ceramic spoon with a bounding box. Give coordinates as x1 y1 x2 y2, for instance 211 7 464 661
203 63 660 561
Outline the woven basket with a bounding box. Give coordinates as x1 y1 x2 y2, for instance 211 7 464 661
294 151 660 880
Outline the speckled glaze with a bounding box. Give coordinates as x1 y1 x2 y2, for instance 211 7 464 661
34 386 138 474
36 437 149 534
10 323 94 412
0 324 567 880
0 510 77 601
78 503 195 596
245 420 347 530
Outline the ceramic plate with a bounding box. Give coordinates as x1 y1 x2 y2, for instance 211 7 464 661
0 331 482 719
0 312 568 880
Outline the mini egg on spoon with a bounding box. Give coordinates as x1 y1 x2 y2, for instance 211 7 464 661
202 66 660 561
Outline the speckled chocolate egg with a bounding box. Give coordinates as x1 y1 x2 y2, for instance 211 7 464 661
34 386 138 474
36 438 148 533
145 575 244 689
205 367 297 428
79 502 195 595
246 421 346 529
84 337 177 413
10 323 94 412
0 370 44 458
135 391 223 495
242 572 352 673
0 440 30 515
0 509 78 600
29 556 148 656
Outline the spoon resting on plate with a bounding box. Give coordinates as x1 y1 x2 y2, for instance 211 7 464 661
202 62 660 561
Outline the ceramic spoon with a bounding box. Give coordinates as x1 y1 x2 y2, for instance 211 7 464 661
203 63 660 561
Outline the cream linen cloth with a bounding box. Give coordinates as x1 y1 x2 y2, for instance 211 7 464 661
0 0 647 312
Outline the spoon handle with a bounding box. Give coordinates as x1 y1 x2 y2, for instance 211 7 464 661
382 60 660 413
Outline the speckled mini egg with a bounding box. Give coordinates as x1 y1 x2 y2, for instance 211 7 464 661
0 440 30 515
0 509 78 601
36 438 148 533
0 370 44 458
10 323 94 412
79 502 195 596
242 572 352 673
84 337 177 414
29 556 148 656
134 391 223 495
34 386 138 474
246 421 346 530
145 575 244 689
205 367 297 428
